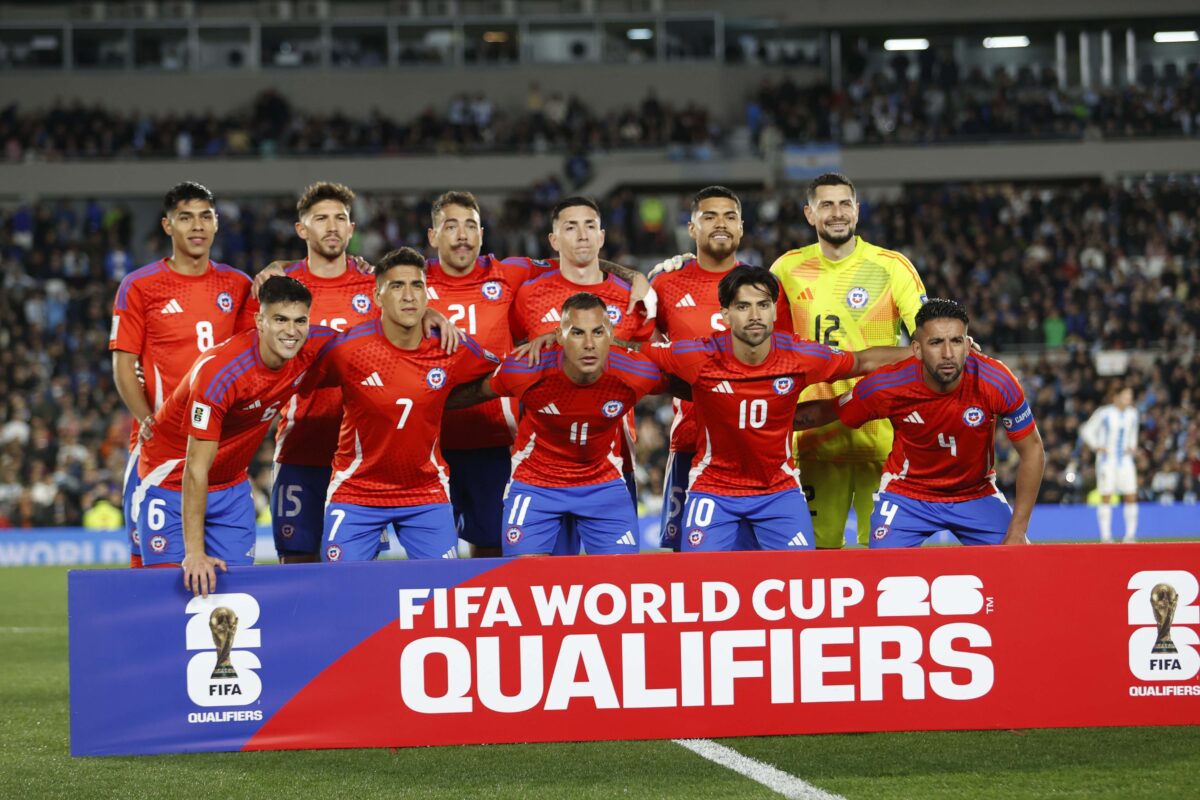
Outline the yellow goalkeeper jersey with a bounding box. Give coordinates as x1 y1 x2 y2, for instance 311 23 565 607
770 237 927 463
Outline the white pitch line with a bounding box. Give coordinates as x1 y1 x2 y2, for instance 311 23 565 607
0 626 62 633
674 738 846 800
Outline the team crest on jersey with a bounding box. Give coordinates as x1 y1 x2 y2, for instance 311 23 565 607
351 293 372 314
505 526 523 544
602 400 625 418
132 530 140 546
426 368 447 390
532 258 551 268
846 287 870 310
605 304 622 326
280 524 294 539
962 406 986 427
149 534 168 554
773 377 795 395
481 281 503 301
873 525 889 541
687 529 704 546
216 291 234 313
326 544 343 562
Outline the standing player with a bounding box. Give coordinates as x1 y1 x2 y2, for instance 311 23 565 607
649 186 790 550
795 299 1045 547
110 181 255 567
317 247 501 563
447 293 668 556
269 182 378 563
426 190 654 556
1081 386 1140 542
771 172 928 549
131 277 334 596
631 266 908 552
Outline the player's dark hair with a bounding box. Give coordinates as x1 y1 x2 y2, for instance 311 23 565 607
915 298 970 330
692 185 741 215
375 246 427 285
561 292 607 321
718 266 779 308
297 181 355 219
431 190 481 227
258 276 312 308
806 172 856 204
162 181 214 216
551 196 601 224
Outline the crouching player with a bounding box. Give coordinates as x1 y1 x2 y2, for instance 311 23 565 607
133 277 335 595
448 292 668 556
795 298 1045 546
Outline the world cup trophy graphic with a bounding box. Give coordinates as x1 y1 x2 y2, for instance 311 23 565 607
1150 583 1179 654
209 607 239 679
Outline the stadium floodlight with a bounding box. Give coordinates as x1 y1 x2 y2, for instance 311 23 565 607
626 28 654 41
983 36 1030 49
1153 30 1198 43
884 38 929 51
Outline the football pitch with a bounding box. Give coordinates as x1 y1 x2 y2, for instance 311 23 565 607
3 566 1197 800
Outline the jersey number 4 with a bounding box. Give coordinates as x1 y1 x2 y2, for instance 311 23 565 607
938 433 958 457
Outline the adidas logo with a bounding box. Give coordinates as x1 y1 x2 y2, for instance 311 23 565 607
787 532 810 547
540 308 562 324
426 287 440 301
441 547 457 559
616 531 637 547
711 380 734 394
241 400 262 411
538 403 561 415
797 288 814 301
160 299 184 314
675 293 697 308
360 371 384 387
903 411 925 424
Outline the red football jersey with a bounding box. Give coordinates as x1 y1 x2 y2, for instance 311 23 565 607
642 333 856 496
109 258 255 445
651 259 792 454
138 326 336 491
427 254 553 451
489 348 666 488
273 259 379 468
510 271 655 343
835 353 1037 502
320 321 500 507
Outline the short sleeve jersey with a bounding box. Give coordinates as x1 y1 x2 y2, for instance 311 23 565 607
320 321 500 507
770 237 927 463
273 259 379 467
489 348 666 488
835 353 1037 502
427 254 554 451
110 258 255 442
510 271 655 344
138 326 336 491
651 259 792 454
642 333 856 496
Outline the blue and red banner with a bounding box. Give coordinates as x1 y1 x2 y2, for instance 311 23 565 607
69 544 1200 756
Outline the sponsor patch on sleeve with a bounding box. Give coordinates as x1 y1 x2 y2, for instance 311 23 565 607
191 402 212 431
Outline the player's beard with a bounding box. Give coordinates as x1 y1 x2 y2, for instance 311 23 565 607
314 239 346 260
818 223 855 247
927 362 963 386
700 234 738 262
734 324 772 349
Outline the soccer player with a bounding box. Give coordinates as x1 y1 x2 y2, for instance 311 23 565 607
110 181 255 567
317 247 501 563
630 266 908 552
1081 386 1140 542
132 277 335 596
649 186 791 550
268 182 378 563
447 293 668 556
770 172 928 549
796 299 1045 547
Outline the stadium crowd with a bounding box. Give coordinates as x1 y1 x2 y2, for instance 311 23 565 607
1 177 1197 529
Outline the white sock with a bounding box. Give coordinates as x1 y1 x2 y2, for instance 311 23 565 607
1097 504 1113 542
1123 503 1138 541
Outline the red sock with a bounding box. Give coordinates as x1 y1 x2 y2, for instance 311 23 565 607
129 553 143 569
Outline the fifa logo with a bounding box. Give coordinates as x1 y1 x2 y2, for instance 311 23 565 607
185 593 263 706
1127 571 1199 681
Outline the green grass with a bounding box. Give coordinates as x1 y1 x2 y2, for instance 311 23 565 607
2 566 1197 799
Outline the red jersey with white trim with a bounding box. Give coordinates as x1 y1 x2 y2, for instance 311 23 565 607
834 353 1037 502
109 258 255 445
426 254 553 451
489 348 666 488
642 333 856 496
651 259 792 454
320 321 500 507
510 271 655 343
138 326 336 491
273 259 378 468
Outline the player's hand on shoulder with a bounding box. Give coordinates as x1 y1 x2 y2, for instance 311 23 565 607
968 335 983 354
647 253 695 280
349 255 375 276
513 332 556 366
422 307 461 353
252 261 289 299
182 552 228 598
